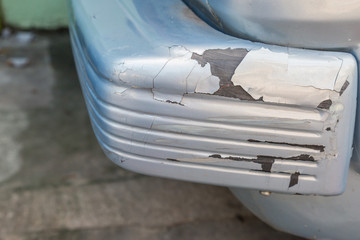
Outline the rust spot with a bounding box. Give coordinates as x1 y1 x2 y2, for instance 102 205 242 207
248 139 325 153
289 172 300 188
339 80 349 96
317 99 332 109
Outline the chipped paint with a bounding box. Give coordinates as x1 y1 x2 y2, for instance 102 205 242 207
208 154 315 162
289 172 300 188
73 0 358 196
317 99 332 110
208 154 274 172
191 48 248 87
247 139 325 153
114 46 349 109
191 48 257 101
206 154 316 173
339 80 350 96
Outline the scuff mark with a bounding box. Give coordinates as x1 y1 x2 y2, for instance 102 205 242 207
289 172 300 188
339 80 349 96
247 139 325 152
317 99 332 109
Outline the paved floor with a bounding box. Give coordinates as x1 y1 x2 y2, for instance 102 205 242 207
0 32 302 240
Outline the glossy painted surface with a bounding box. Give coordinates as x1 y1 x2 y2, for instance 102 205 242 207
184 0 360 49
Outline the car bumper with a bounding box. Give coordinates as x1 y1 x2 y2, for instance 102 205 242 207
69 0 357 195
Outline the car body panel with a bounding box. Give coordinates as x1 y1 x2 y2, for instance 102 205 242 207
69 0 357 195
184 0 360 49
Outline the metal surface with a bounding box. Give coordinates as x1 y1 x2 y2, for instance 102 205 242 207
69 0 357 195
184 0 360 49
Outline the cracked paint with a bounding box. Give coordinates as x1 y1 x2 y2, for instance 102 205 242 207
115 46 349 110
207 154 315 173
73 0 358 196
247 139 325 152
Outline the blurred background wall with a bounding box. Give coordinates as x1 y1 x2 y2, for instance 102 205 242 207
0 0 68 29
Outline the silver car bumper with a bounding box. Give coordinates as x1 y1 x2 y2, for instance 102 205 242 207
69 0 357 195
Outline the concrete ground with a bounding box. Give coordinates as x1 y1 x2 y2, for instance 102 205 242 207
0 32 303 240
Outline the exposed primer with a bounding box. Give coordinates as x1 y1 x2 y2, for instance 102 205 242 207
247 139 325 152
339 80 349 96
317 99 333 109
289 172 300 188
191 48 256 101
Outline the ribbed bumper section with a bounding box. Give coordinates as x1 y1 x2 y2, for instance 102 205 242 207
69 0 357 195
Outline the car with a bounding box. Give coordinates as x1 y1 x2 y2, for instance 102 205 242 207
69 0 360 239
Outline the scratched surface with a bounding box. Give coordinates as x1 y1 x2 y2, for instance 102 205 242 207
0 33 303 240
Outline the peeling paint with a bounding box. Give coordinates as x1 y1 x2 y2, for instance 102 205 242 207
228 47 344 108
74 0 358 196
339 80 349 96
253 155 275 172
247 139 325 152
191 48 248 86
213 85 257 101
191 48 257 101
317 99 332 110
165 100 184 106
167 158 180 162
289 172 300 188
208 153 315 173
